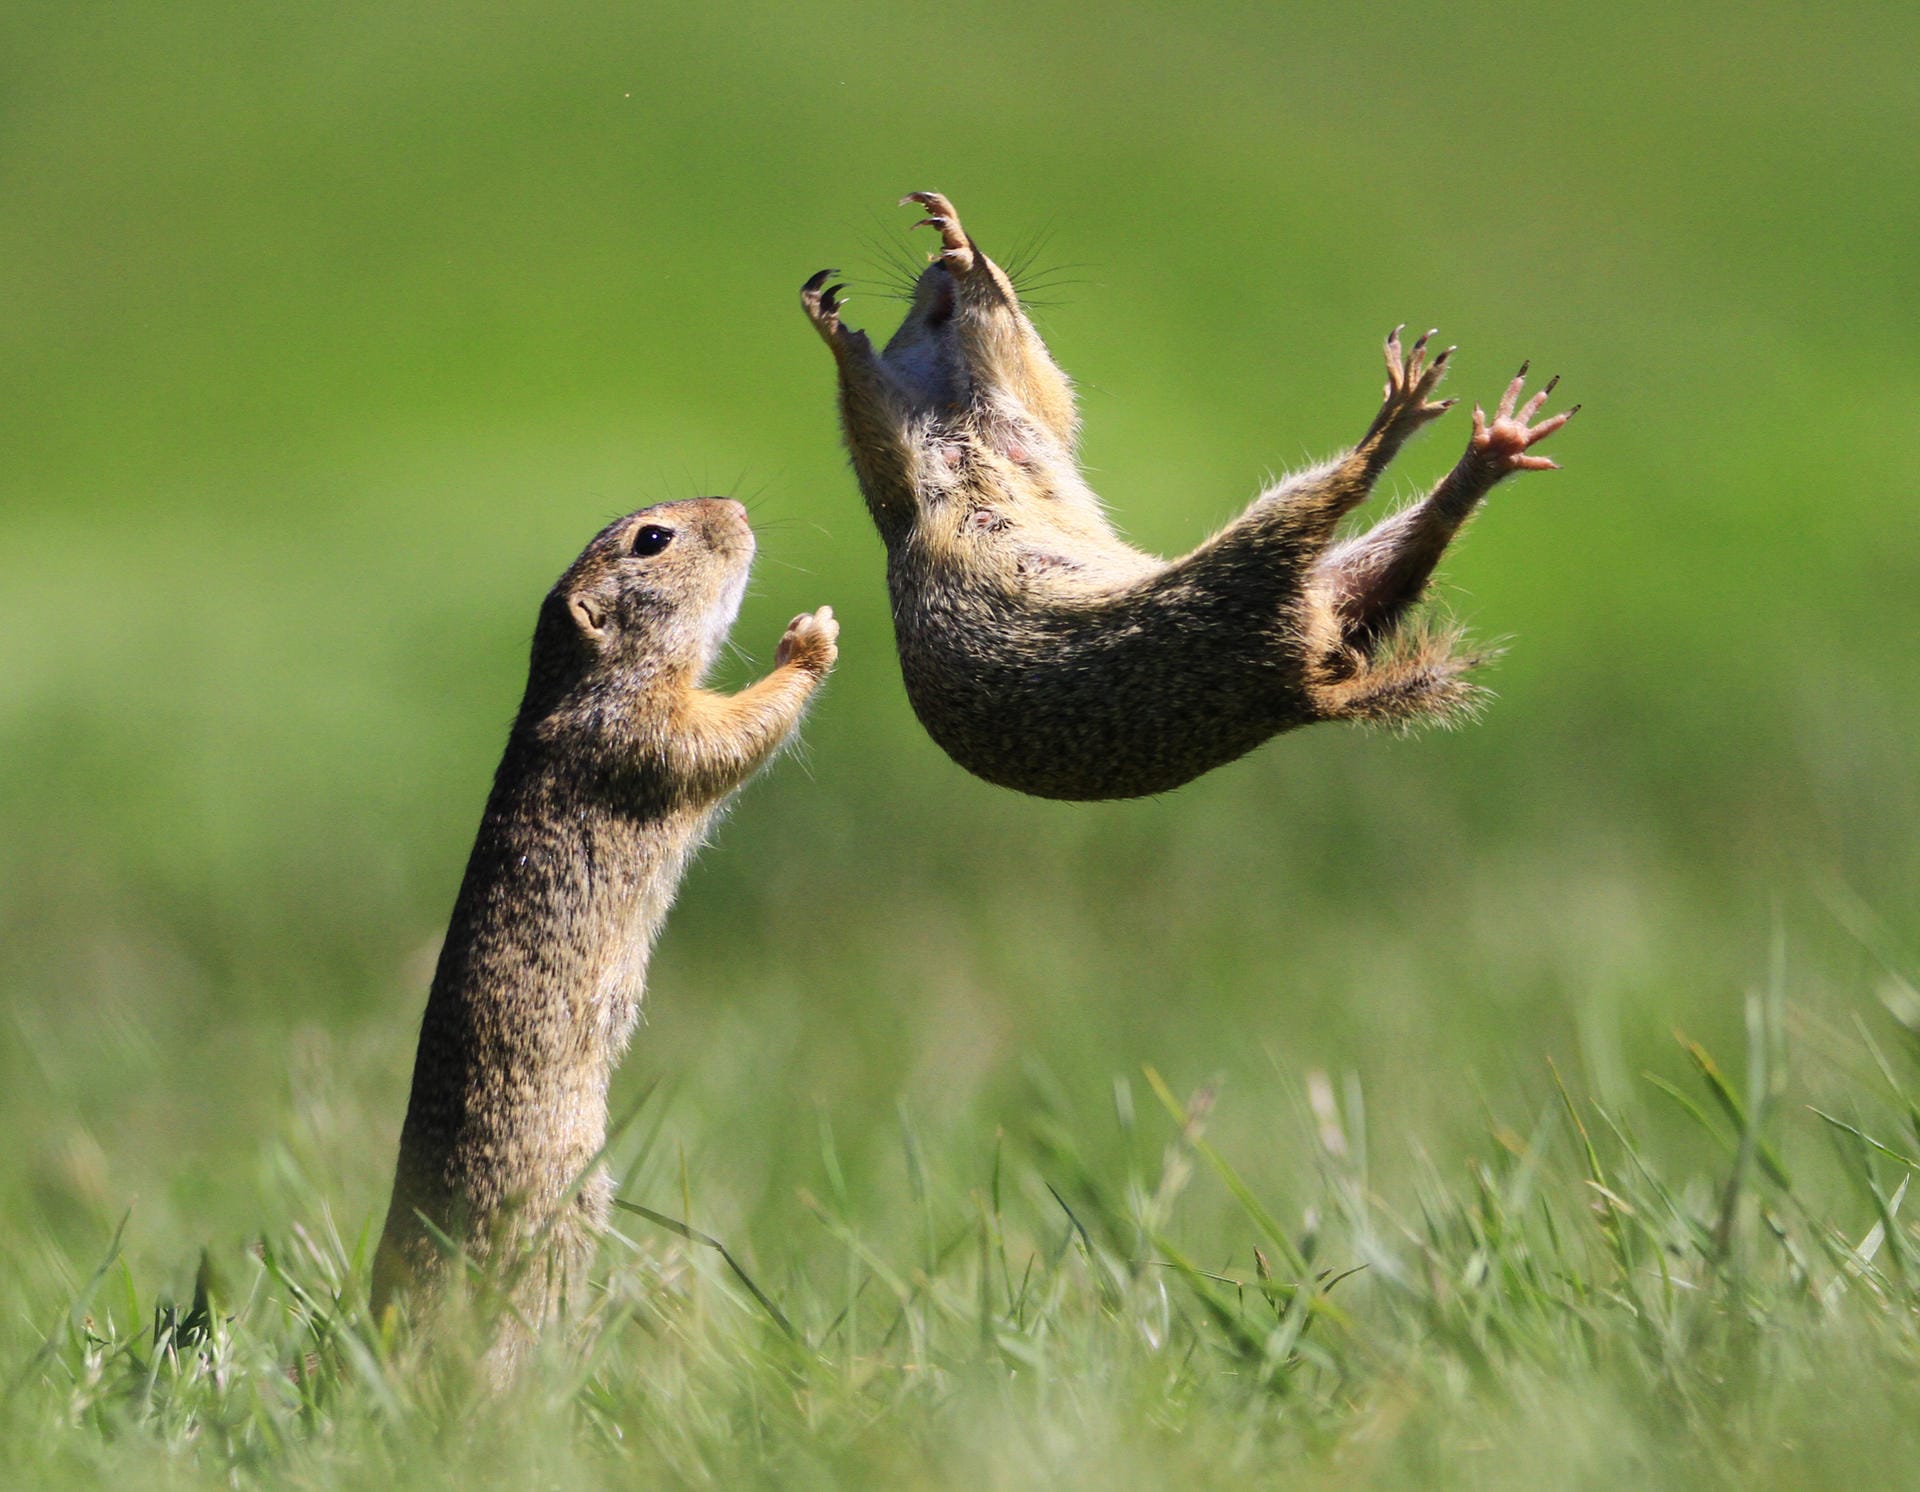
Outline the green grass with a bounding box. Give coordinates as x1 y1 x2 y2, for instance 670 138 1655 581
3 0 1916 1484
15 989 1920 1488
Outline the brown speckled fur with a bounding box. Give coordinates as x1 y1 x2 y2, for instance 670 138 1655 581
370 498 836 1375
802 192 1576 801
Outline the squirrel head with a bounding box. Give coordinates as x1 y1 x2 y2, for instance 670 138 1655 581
881 250 1023 392
531 498 756 696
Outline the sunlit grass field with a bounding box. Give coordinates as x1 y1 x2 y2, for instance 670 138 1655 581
3 2 1917 1485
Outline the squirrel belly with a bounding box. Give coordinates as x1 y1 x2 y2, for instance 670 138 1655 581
888 557 1318 801
805 192 1576 802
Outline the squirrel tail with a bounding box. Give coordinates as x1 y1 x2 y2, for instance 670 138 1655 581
1313 617 1496 729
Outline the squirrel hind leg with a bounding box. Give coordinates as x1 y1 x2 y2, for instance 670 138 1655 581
1313 494 1465 656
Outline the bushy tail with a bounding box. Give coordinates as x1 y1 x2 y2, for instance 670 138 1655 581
1314 617 1497 729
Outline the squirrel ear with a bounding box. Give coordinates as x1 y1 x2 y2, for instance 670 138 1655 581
567 590 611 642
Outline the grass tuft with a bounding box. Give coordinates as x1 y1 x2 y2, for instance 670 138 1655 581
13 999 1920 1488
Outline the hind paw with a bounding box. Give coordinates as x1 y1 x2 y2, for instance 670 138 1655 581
1466 363 1578 477
1362 324 1455 450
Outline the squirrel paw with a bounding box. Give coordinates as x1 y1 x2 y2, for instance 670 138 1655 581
900 191 975 271
1365 324 1455 445
801 269 851 339
1466 363 1579 476
776 605 839 675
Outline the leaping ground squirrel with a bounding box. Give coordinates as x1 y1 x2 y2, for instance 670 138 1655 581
371 499 837 1370
802 192 1575 801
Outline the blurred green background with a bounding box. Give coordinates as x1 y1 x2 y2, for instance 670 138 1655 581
2 0 1914 1311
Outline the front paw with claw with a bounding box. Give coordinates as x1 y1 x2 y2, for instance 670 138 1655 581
1463 363 1579 480
801 269 852 343
1362 324 1456 451
776 605 839 677
901 190 976 272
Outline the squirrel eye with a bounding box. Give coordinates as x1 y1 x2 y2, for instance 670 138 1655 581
630 524 674 557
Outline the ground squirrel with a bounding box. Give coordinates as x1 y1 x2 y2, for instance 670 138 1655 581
801 192 1576 801
371 498 837 1369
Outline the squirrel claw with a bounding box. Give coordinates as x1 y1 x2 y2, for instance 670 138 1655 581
801 269 851 339
901 191 974 267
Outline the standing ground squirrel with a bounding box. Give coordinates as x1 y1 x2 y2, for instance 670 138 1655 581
371 498 837 1369
802 192 1576 801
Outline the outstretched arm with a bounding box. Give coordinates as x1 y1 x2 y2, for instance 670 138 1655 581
802 273 923 537
1238 326 1457 551
666 607 839 797
1319 365 1578 649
